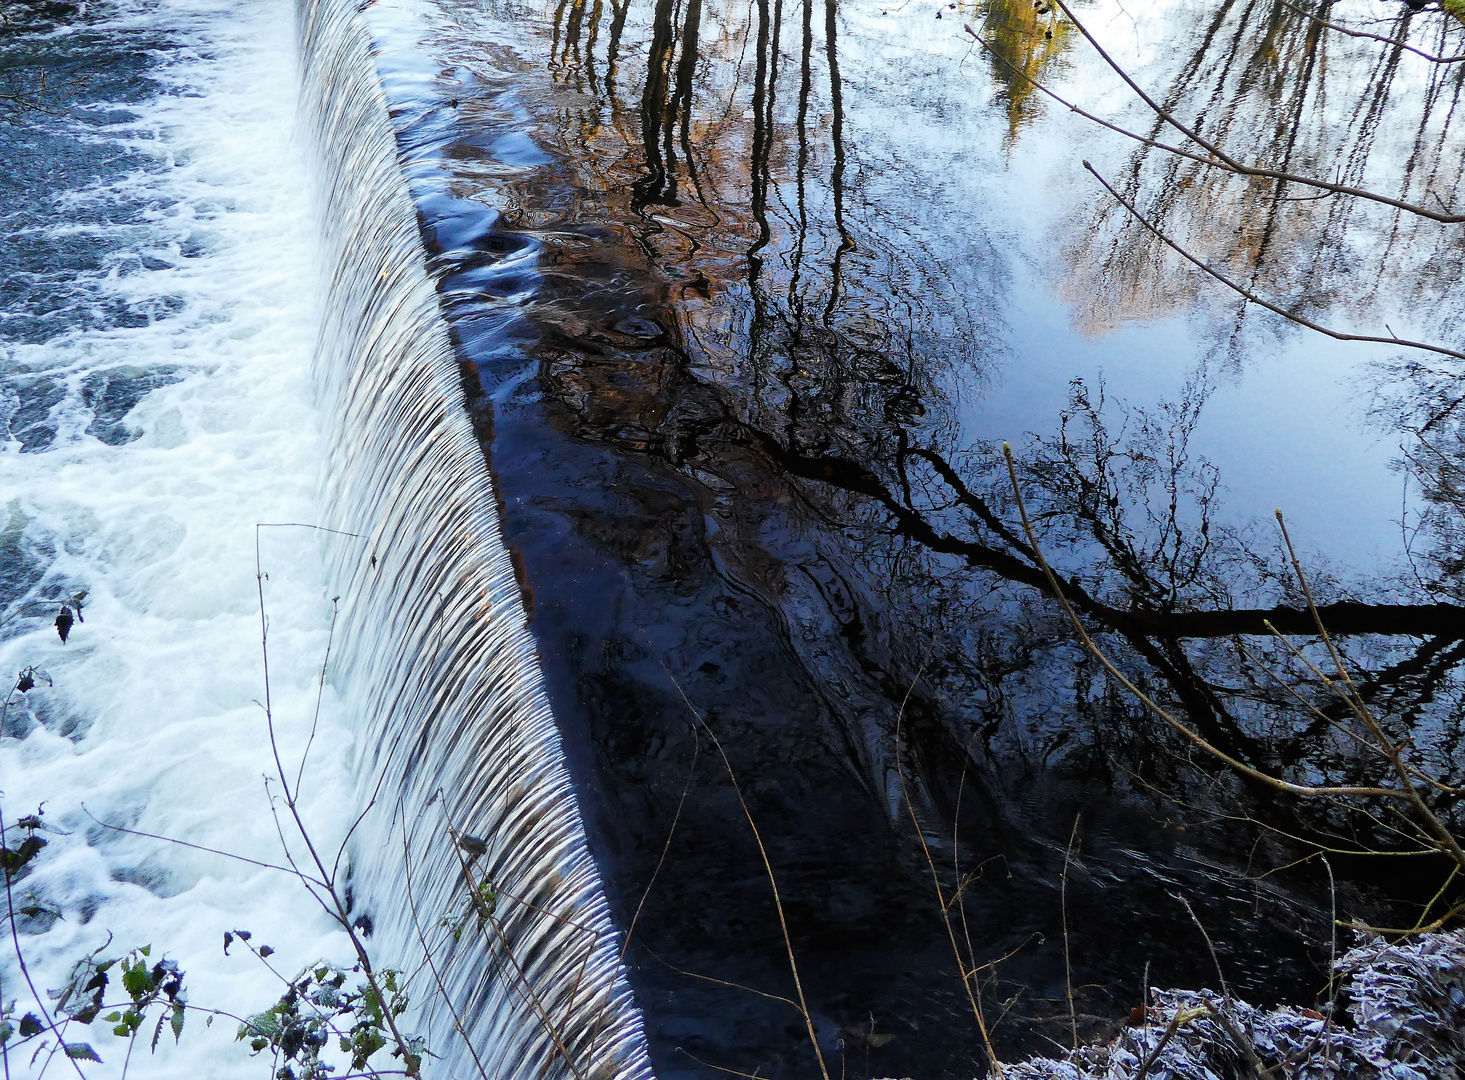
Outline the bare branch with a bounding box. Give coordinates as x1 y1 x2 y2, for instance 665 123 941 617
893 667 1007 1076
1277 0 1465 64
1083 161 1465 361
963 16 1465 224
1000 443 1421 802
397 809 492 1080
656 666 835 1080
1 802 90 1080
81 805 323 885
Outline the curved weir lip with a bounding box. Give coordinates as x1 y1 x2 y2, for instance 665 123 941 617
307 12 1318 1080
296 0 1465 1076
296 0 654 1075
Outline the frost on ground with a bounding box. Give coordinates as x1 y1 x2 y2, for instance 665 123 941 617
998 931 1465 1080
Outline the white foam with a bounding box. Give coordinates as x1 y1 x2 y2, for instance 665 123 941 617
0 0 364 1074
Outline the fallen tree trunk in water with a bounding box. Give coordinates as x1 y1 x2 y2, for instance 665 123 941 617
1120 601 1465 641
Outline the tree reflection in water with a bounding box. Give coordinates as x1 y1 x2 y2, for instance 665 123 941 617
975 0 1076 147
396 0 1465 1074
1058 0 1465 337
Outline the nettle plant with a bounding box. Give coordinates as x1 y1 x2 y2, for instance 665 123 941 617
0 808 191 1068
1 805 423 1078
230 930 423 1080
0 563 431 1080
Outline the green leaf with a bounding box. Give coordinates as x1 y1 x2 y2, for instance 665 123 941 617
19 1013 42 1037
1 834 48 875
103 1012 121 1023
170 1004 184 1042
121 960 151 999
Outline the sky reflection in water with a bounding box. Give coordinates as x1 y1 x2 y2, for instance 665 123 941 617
365 0 1465 1074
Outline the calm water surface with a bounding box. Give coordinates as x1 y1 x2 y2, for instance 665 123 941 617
365 0 1465 1073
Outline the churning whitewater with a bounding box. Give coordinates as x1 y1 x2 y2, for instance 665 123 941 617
0 0 359 1073
1 0 649 1073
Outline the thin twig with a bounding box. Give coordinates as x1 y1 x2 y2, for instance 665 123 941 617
1083 162 1465 361
583 732 704 1053
1175 896 1273 1078
1277 0 1465 64
1061 814 1081 1052
657 663 834 1080
619 738 699 966
676 1046 784 1080
0 802 90 1080
1346 897 1465 934
1046 0 1465 225
397 805 492 1080
1276 512 1465 874
961 24 1465 225
1176 894 1227 1001
1288 855 1340 1068
81 806 321 884
252 533 420 1074
295 598 340 797
1133 1007 1205 1080
1000 445 1415 801
643 945 802 1011
438 804 590 1080
892 669 1005 1077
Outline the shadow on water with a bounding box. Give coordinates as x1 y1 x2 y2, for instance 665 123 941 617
372 0 1465 1074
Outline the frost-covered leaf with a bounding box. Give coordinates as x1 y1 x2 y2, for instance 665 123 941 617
996 931 1465 1079
64 1042 101 1062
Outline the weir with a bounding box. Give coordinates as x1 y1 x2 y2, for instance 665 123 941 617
5 0 1464 1074
296 0 652 1075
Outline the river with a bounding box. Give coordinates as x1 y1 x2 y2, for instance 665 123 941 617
3 0 1462 1077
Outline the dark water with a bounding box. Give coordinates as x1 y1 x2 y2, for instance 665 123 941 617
366 0 1465 1075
